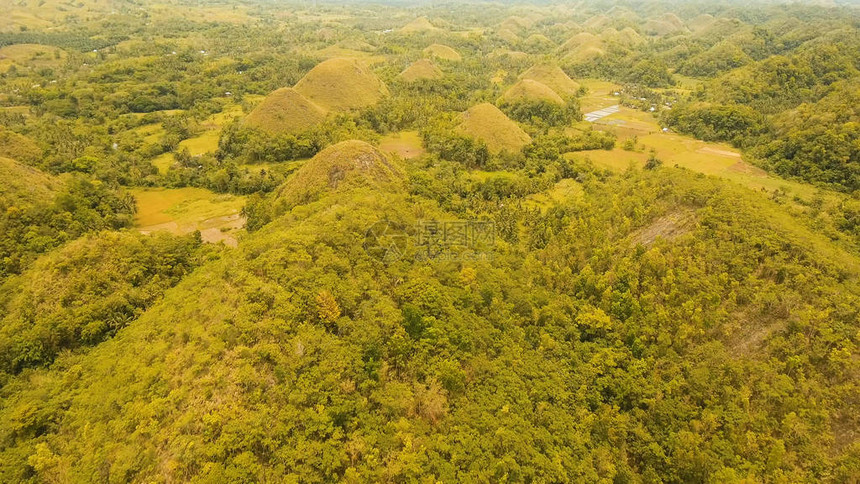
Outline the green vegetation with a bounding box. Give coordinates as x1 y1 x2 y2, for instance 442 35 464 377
0 230 206 374
0 1 859 482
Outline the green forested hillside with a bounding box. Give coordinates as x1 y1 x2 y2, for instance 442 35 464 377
1 151 858 482
0 0 859 482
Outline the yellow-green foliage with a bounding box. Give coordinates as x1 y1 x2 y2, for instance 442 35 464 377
294 58 389 112
499 79 565 106
400 16 438 33
274 139 404 209
0 230 202 372
243 87 327 135
0 127 42 163
519 64 580 97
456 103 532 154
423 44 462 62
399 59 443 82
0 156 57 206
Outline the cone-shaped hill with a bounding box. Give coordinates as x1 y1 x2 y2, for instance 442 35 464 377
294 58 389 112
274 140 404 210
457 103 531 154
423 44 461 62
499 79 565 106
559 32 606 62
518 64 580 97
399 59 443 82
400 16 438 33
243 88 327 135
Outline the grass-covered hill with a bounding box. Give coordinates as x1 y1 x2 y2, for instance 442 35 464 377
294 58 389 112
399 59 443 83
272 140 404 210
0 230 204 374
423 43 462 62
242 87 327 135
457 103 532 154
519 64 581 98
400 16 438 34
499 79 566 106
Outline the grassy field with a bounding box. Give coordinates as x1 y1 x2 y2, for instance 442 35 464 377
131 187 245 246
129 123 166 145
573 103 821 202
178 130 221 156
379 131 425 159
165 102 243 158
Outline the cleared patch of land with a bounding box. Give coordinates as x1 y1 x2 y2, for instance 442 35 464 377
131 187 245 246
178 130 221 156
571 105 820 202
379 131 425 159
578 79 621 112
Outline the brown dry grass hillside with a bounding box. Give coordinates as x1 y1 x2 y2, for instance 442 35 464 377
519 64 580 97
399 59 443 82
294 58 389 112
400 16 438 33
559 32 606 63
274 140 404 209
499 79 565 106
423 44 461 62
457 103 532 154
243 88 327 135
